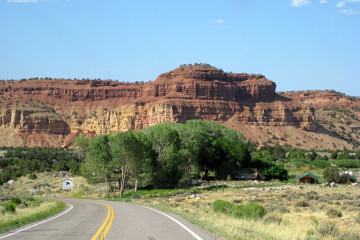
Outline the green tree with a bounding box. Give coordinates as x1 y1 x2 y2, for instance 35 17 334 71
81 135 112 197
330 150 338 160
144 123 184 188
110 131 155 197
323 166 340 183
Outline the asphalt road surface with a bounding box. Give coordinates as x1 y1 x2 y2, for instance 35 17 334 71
0 198 218 240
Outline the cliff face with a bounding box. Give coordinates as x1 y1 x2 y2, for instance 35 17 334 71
0 65 358 150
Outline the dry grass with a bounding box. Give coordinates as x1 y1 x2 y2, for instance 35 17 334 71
0 172 95 198
130 183 360 240
0 200 66 233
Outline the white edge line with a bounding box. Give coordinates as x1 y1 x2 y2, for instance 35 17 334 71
145 206 203 240
0 204 74 239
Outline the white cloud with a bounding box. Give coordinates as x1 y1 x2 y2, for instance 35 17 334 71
210 19 224 24
320 0 328 3
336 1 346 7
291 0 311 7
338 9 360 14
7 0 39 2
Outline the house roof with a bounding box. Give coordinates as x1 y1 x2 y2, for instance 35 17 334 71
298 173 319 180
347 175 357 182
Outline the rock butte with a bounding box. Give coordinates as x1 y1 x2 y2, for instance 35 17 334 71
0 65 359 150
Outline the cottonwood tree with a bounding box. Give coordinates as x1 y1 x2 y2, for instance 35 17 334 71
110 131 154 197
81 135 112 197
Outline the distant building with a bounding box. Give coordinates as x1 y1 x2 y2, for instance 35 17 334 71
298 173 319 184
233 168 266 181
344 174 357 183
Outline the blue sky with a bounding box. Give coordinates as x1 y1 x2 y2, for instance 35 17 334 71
0 0 359 96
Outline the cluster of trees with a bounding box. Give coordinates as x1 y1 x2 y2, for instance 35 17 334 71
0 147 83 185
323 166 355 184
285 148 360 169
75 120 289 197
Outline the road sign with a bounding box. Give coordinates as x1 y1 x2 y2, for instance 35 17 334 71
62 178 74 190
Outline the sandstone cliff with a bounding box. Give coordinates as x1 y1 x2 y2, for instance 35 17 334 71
0 65 359 150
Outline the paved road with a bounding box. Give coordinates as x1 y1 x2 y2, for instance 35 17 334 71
0 199 218 240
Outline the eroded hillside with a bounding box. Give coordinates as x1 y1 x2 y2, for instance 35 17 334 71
0 64 359 150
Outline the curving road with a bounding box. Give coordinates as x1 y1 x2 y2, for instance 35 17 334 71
0 198 218 240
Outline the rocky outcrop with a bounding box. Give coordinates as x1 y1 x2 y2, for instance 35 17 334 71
1 65 357 149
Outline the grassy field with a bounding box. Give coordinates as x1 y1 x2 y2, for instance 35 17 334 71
0 200 66 233
117 182 360 240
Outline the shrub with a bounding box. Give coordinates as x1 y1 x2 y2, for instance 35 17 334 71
213 200 267 219
336 232 359 240
213 200 233 215
306 191 319 201
317 222 339 237
295 200 310 207
326 208 343 218
0 208 5 215
11 196 22 205
263 215 282 225
232 202 267 219
29 173 37 180
16 203 27 209
3 202 17 213
355 213 360 223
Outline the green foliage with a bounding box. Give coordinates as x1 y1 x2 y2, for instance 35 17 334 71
3 202 17 213
213 200 266 220
287 149 305 160
295 200 310 207
250 158 289 181
331 150 338 160
335 160 360 168
81 135 112 188
326 208 343 218
310 160 330 169
0 201 66 234
231 202 267 219
28 173 37 180
323 166 340 183
355 150 360 160
11 196 21 205
213 200 233 215
317 222 339 237
0 146 83 185
263 215 282 225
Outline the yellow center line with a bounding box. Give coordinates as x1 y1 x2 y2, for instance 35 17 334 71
100 205 114 240
82 201 114 240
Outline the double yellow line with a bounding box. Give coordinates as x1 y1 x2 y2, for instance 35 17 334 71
89 202 115 240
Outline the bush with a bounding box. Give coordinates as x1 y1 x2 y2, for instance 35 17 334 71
336 232 359 240
3 202 17 213
355 213 360 223
11 196 22 205
231 202 267 219
317 222 339 237
295 200 310 207
29 173 37 180
213 200 233 215
306 191 319 201
0 208 5 215
213 200 266 219
335 160 360 168
263 215 282 225
16 203 27 209
326 208 343 218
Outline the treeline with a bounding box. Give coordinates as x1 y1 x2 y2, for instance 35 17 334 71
0 147 83 185
75 120 288 197
286 148 360 169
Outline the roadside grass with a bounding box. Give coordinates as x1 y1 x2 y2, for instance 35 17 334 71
120 184 360 240
0 200 66 233
0 172 95 199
